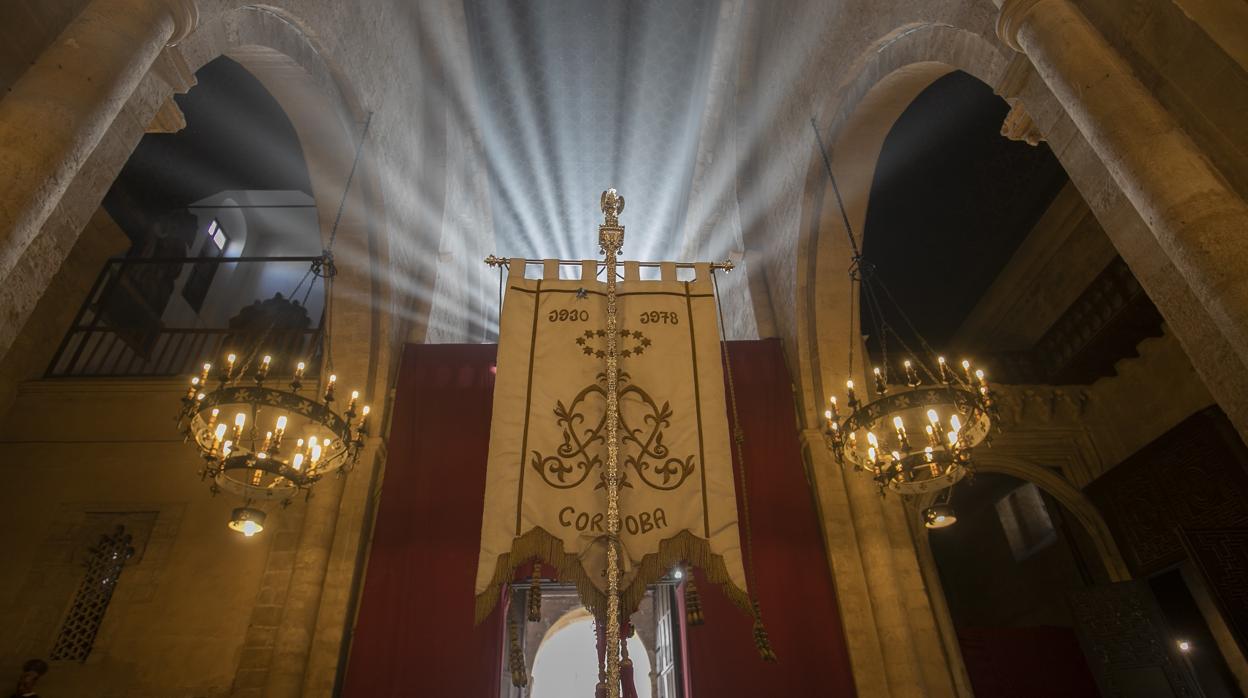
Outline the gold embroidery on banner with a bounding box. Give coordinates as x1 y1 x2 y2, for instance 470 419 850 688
575 328 651 359
530 370 697 492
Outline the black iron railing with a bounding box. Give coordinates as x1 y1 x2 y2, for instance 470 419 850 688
48 256 325 378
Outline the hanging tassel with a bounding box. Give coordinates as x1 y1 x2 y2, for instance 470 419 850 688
621 622 638 698
527 566 542 622
684 579 705 626
752 599 777 662
508 616 528 687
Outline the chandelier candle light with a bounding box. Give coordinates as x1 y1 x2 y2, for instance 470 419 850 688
823 356 995 497
177 349 368 536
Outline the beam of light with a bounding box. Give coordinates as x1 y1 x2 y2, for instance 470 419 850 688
149 1 977 346
463 0 720 263
364 0 854 342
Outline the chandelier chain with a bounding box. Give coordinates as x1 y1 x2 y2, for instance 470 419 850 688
326 111 374 252
811 116 998 508
810 117 862 261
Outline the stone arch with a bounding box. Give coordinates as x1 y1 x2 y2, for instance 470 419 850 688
165 9 399 695
920 455 1131 582
530 607 654 698
794 23 1013 428
785 27 1125 694
181 7 372 249
797 49 1017 435
176 4 395 387
792 16 1136 582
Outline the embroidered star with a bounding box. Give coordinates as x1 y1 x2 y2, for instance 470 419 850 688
621 350 632 358
583 347 594 355
576 337 586 345
640 337 652 347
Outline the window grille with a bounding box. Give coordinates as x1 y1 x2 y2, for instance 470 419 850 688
49 525 135 661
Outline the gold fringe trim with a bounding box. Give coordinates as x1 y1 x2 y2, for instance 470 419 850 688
752 599 778 662
526 571 542 622
475 527 751 624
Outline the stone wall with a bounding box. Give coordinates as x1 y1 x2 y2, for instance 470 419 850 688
0 379 274 697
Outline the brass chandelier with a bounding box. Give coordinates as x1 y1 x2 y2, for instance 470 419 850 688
176 253 369 536
812 118 1000 525
177 113 376 536
822 352 995 499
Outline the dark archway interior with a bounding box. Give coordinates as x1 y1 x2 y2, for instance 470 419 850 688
929 472 1104 695
104 55 311 254
859 70 1067 353
930 472 1097 629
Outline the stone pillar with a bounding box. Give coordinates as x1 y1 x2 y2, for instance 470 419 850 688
0 0 197 287
904 500 976 698
996 0 1248 375
841 452 928 698
802 429 933 697
264 473 347 698
800 430 893 697
881 496 959 698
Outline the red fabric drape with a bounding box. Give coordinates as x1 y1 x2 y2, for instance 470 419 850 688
344 340 856 696
958 626 1099 697
683 338 856 697
342 344 505 697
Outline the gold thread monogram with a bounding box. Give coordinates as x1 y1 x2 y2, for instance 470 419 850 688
530 370 697 491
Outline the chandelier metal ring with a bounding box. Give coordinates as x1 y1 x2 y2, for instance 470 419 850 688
832 383 991 495
187 385 359 498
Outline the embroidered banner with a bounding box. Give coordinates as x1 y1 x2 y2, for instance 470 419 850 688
475 259 747 620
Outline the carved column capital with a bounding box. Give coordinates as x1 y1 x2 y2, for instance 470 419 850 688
158 0 199 45
1001 101 1045 146
996 0 1047 52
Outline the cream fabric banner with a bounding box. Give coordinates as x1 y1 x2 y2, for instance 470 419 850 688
475 259 748 620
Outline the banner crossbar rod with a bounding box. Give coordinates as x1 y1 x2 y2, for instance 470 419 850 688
484 255 735 271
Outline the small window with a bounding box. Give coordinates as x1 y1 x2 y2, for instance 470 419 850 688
208 219 228 251
182 220 227 312
995 482 1057 561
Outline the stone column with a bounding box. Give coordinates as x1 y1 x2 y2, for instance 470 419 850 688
840 451 928 698
800 430 893 698
801 432 932 698
996 0 1248 373
264 473 346 698
0 0 197 286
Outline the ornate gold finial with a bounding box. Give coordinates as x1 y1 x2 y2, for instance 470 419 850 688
600 188 625 227
599 189 625 257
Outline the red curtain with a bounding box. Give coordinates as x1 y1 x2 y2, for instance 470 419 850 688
342 344 505 697
343 340 856 696
683 338 856 697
